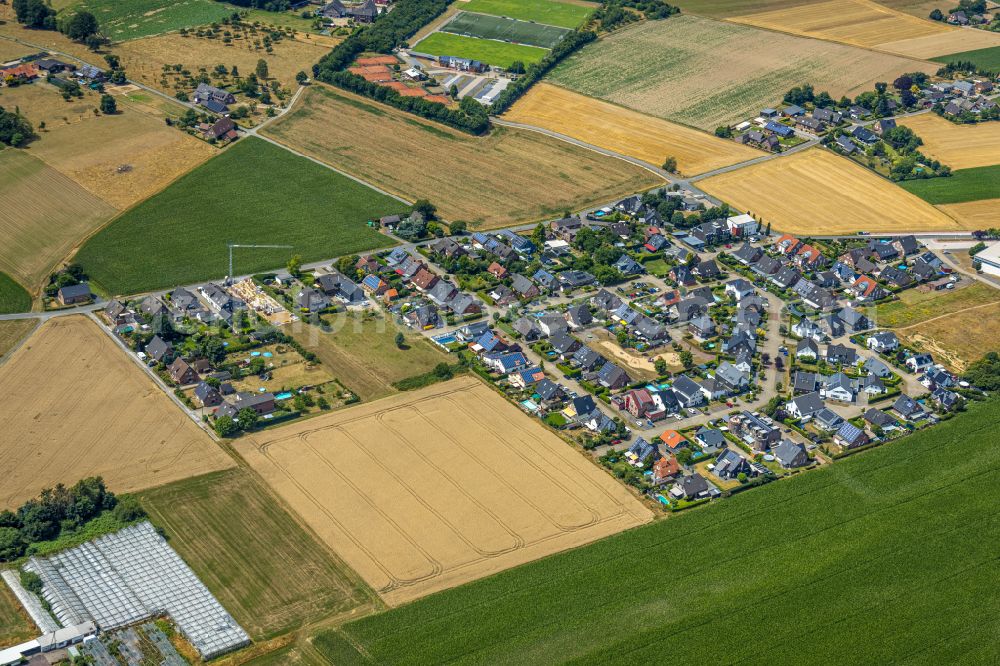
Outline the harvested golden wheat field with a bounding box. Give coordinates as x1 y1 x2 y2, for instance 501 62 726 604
938 199 1000 227
2 82 216 210
731 0 999 57
0 316 233 509
505 83 761 176
261 85 661 228
0 150 117 289
698 148 963 234
548 15 936 131
900 114 1000 170
237 376 653 606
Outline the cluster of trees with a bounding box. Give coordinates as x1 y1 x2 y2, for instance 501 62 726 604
570 227 627 285
44 263 86 298
936 59 999 79
12 1 106 49
783 74 929 116
214 407 261 436
0 106 35 147
964 351 1000 390
597 0 679 30
929 0 988 20
223 0 293 9
0 478 146 562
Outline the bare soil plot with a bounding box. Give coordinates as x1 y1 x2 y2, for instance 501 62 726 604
875 281 999 328
938 199 1000 228
899 114 1000 170
237 376 652 606
0 316 233 510
0 319 37 361
113 31 330 98
0 149 117 290
137 469 372 640
731 0 1000 58
505 83 761 176
288 313 449 402
698 148 964 234
2 83 216 211
547 15 935 131
262 85 660 228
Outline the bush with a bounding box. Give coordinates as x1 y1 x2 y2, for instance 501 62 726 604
111 495 146 523
20 569 42 594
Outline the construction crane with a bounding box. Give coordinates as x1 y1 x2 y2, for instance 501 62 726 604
226 243 292 285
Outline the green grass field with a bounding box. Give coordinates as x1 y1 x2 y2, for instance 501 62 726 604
61 0 232 41
0 272 31 314
898 165 1000 204
461 0 594 28
416 31 549 67
672 0 822 18
74 137 401 296
138 469 374 640
312 397 1000 664
443 11 571 48
932 45 1000 72
0 580 35 647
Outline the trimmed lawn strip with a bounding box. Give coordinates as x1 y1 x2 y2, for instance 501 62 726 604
898 165 1000 204
74 137 402 296
415 32 549 68
320 399 1000 664
138 469 373 641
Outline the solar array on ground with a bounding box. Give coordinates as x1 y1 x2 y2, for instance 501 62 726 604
24 522 250 660
442 11 570 48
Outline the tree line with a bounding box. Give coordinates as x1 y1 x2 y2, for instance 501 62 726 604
12 1 107 50
0 477 146 562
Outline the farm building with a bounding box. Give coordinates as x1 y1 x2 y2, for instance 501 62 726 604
57 283 92 305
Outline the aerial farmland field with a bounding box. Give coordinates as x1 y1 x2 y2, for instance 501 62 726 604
442 11 571 48
505 83 762 175
0 149 117 291
289 313 450 402
0 316 234 510
932 45 1000 72
898 114 1000 171
58 0 232 41
1 82 216 211
261 85 661 229
548 15 935 130
236 376 653 606
415 31 549 67
74 137 402 295
316 397 1000 664
938 199 1000 228
898 164 1000 205
0 271 31 314
138 469 373 640
459 0 595 28
697 148 964 234
113 29 332 100
731 0 1000 59
0 320 36 360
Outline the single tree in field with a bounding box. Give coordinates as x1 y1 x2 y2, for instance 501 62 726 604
286 254 303 277
662 156 677 173
654 357 668 375
680 349 694 370
295 70 308 85
64 10 100 41
99 94 117 115
395 332 405 349
256 58 269 80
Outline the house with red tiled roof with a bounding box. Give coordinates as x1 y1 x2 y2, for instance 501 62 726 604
411 267 439 291
652 455 681 485
487 262 508 279
773 234 800 255
850 275 884 301
659 429 688 452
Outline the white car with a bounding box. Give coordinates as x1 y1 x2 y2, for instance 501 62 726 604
686 407 699 415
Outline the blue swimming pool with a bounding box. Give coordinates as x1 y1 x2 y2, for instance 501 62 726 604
275 392 293 400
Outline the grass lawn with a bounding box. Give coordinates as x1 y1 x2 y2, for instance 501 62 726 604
875 282 999 328
60 0 232 41
74 138 402 296
932 45 1000 72
290 311 449 401
0 272 31 314
461 0 595 28
317 397 1000 663
415 31 549 68
0 579 36 647
643 258 670 277
898 165 1000 204
138 469 373 640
